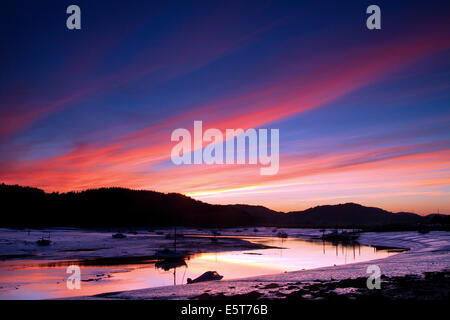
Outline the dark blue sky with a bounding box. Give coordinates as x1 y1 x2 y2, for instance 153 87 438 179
0 0 449 213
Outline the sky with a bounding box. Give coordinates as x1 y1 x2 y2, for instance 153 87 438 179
1 0 449 214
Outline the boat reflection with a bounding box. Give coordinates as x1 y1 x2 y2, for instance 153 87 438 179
155 259 188 285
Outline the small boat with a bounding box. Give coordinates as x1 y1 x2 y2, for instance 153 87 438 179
187 271 223 284
277 231 288 238
112 233 126 239
36 237 51 246
155 258 188 286
155 248 187 260
321 230 359 242
418 229 430 234
36 233 51 246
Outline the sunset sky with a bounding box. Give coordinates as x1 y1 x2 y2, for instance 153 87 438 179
1 0 449 214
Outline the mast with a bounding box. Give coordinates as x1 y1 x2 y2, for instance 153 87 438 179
174 226 177 252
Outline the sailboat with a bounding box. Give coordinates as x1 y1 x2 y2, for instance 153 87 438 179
155 226 188 261
321 229 359 242
36 232 51 246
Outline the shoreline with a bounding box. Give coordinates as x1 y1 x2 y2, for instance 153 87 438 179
75 231 449 300
1 228 448 300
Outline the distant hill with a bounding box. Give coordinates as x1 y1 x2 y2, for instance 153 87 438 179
286 203 424 226
0 183 448 228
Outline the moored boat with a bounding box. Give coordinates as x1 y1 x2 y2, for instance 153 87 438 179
155 248 188 260
112 233 126 239
187 271 223 284
277 231 288 238
36 237 51 246
321 230 359 242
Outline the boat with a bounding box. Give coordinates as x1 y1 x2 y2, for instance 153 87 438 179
36 237 51 246
187 271 223 284
36 233 51 246
321 230 359 242
112 233 126 239
155 258 188 285
165 232 184 239
210 230 220 242
155 226 188 261
155 248 188 260
277 231 288 238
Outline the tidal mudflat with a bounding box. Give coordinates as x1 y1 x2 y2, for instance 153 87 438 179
81 231 450 300
0 228 448 300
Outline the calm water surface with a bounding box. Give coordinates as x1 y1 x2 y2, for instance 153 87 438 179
0 236 395 299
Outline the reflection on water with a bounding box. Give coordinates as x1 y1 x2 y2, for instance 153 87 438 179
0 236 395 299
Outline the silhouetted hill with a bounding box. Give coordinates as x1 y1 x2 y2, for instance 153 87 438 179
0 183 447 228
423 213 450 224
286 203 423 226
0 184 274 228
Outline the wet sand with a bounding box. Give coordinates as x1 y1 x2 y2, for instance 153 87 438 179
1 228 448 300
190 270 449 300
79 231 450 300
